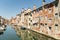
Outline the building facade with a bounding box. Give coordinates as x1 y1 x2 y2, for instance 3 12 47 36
12 0 60 38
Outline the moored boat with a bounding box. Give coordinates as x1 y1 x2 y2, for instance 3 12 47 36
0 26 4 32
0 24 7 32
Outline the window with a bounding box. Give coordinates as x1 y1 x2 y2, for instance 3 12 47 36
45 23 47 25
40 23 44 26
55 24 58 26
48 8 52 14
55 24 58 30
49 27 51 30
40 23 43 25
55 13 58 18
59 14 60 17
30 20 32 22
29 18 31 20
30 14 32 16
55 13 58 15
59 13 60 17
33 23 38 26
29 23 30 26
48 19 52 23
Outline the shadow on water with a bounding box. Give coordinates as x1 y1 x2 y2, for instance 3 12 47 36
0 32 4 35
13 26 57 40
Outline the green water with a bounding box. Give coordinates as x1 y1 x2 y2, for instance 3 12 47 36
0 26 57 40
0 26 20 40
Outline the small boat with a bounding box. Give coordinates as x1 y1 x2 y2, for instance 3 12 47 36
0 26 4 32
0 24 7 32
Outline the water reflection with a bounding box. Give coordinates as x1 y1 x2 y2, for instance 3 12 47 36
0 26 20 40
13 26 57 40
0 32 4 35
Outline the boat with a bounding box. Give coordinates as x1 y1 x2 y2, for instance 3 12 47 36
0 16 7 32
0 24 7 32
0 26 4 32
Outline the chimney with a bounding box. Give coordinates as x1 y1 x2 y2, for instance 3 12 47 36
33 4 36 10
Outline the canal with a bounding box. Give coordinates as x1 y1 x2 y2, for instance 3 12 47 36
0 26 20 40
0 26 58 40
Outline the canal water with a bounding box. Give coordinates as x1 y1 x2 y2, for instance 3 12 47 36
0 26 20 40
0 26 57 40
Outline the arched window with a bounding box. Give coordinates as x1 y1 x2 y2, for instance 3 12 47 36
59 12 60 17
55 24 58 30
48 18 52 23
55 13 58 15
48 8 52 14
55 13 58 18
40 23 44 26
49 26 51 30
45 23 47 25
55 24 58 26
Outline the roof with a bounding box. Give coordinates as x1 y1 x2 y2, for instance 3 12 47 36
24 0 59 15
32 0 58 13
16 14 21 16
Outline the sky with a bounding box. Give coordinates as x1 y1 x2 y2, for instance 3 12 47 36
0 0 53 19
